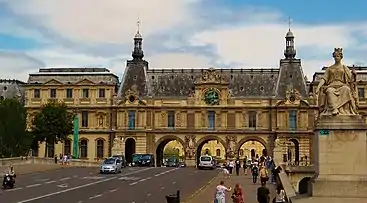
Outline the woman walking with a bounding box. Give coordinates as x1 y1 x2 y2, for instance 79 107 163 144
214 181 232 203
231 183 244 203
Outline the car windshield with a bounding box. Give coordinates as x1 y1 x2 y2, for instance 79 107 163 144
167 157 177 162
104 159 115 164
200 156 211 161
132 154 141 162
141 155 151 160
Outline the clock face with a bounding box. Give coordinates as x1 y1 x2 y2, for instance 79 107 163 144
204 88 220 105
128 95 135 103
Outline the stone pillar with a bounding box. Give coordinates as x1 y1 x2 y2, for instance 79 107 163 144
313 115 367 198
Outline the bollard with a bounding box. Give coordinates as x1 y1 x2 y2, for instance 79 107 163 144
165 190 180 203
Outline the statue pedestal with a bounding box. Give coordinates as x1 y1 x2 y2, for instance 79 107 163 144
185 158 196 167
111 146 123 156
312 115 367 198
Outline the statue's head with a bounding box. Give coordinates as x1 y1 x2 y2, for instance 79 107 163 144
333 47 343 62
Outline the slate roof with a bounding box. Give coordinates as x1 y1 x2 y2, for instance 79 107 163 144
28 68 119 85
0 79 26 103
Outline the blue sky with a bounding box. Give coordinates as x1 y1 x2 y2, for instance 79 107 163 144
1 0 367 81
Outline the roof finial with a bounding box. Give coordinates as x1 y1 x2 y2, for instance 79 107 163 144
288 16 292 31
137 15 141 33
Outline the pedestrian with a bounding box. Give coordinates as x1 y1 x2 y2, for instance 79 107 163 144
214 180 232 203
259 166 269 185
273 184 285 203
257 181 270 203
235 158 241 176
272 166 282 185
243 156 248 175
231 183 244 203
251 164 259 184
228 160 234 175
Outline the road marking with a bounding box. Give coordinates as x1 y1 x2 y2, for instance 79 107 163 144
109 189 118 193
73 175 78 178
172 181 176 184
57 183 68 188
161 187 165 190
16 167 153 203
35 178 50 182
147 193 151 196
45 180 57 184
129 168 178 186
59 177 70 181
26 184 41 188
6 187 22 192
82 176 103 180
89 194 102 199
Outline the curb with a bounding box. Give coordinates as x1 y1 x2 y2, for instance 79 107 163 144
182 172 221 203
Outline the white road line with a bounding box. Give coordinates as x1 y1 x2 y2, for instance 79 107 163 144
16 167 153 203
109 189 118 193
45 180 57 184
89 194 102 199
59 177 70 181
26 184 41 188
6 187 22 192
129 168 178 186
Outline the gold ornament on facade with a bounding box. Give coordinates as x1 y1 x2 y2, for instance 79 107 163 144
196 68 225 84
175 112 181 127
125 85 139 103
316 48 359 116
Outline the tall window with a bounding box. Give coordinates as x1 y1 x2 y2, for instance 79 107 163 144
80 139 88 159
168 111 175 128
289 110 297 131
81 111 88 127
208 111 215 129
34 89 40 98
50 89 56 98
66 88 73 98
82 88 89 98
358 88 365 99
64 139 71 155
96 139 104 159
248 111 257 128
128 110 136 130
216 149 221 157
99 89 105 98
47 143 54 157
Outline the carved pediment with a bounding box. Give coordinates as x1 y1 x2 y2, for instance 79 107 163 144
285 87 301 104
75 78 95 85
195 68 227 84
44 79 63 85
124 85 139 104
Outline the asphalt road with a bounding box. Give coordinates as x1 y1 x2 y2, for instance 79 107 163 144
0 167 219 203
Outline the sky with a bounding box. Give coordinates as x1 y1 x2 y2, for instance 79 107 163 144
1 0 367 82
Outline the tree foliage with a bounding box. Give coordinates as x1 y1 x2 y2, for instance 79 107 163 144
31 101 74 157
0 98 33 158
163 146 180 158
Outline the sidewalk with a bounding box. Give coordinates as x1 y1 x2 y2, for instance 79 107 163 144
187 171 276 203
0 164 68 175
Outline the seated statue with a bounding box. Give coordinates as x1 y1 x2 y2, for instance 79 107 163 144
315 48 358 116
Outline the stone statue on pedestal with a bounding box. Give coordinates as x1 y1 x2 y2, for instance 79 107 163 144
315 48 358 116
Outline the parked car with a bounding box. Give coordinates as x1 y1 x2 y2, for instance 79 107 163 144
100 158 122 174
198 155 215 170
132 154 155 167
112 155 127 167
165 157 179 167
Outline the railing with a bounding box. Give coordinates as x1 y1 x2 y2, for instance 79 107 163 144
274 160 298 203
0 156 101 167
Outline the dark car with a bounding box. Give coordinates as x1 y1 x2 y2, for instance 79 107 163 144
112 155 127 167
132 154 155 167
165 157 179 167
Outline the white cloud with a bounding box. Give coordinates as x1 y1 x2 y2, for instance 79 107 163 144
0 51 44 81
5 0 199 44
148 53 212 69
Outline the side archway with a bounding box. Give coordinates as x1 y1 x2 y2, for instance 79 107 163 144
195 135 227 167
235 136 269 159
298 177 312 195
288 138 300 164
125 137 136 164
155 135 186 167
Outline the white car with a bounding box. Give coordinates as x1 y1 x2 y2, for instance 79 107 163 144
198 155 215 170
100 158 122 174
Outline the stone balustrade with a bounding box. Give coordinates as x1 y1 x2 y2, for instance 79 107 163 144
0 156 101 167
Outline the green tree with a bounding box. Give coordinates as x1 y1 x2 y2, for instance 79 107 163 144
0 98 33 157
31 101 74 157
163 146 180 158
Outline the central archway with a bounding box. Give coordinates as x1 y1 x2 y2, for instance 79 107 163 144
125 138 136 164
236 136 268 161
195 136 227 167
155 136 185 167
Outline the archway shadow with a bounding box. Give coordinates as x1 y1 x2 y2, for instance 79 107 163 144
299 177 312 195
195 137 226 167
236 138 268 160
155 137 185 167
125 138 136 164
289 138 300 164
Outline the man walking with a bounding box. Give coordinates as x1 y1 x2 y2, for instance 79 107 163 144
257 181 270 203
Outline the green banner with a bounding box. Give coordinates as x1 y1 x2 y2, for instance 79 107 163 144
73 114 79 158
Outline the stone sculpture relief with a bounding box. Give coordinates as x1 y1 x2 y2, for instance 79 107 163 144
112 136 123 148
185 135 196 158
97 114 104 127
315 48 358 116
197 68 222 84
201 111 206 127
226 135 237 158
160 111 166 127
215 112 221 128
175 112 181 127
